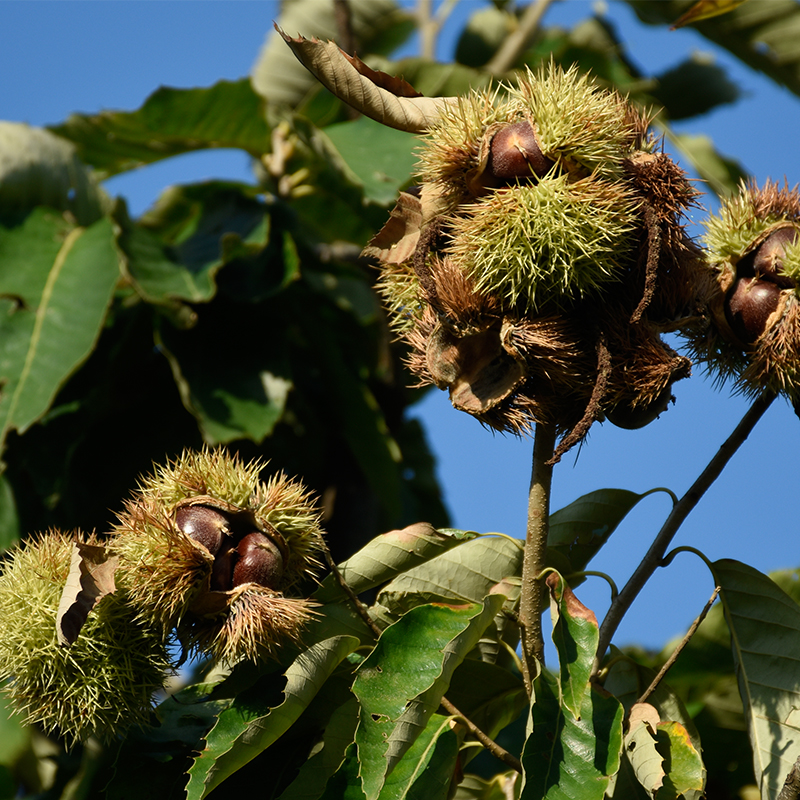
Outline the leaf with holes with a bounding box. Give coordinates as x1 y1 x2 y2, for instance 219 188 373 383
353 597 504 799
520 670 624 800
0 210 120 452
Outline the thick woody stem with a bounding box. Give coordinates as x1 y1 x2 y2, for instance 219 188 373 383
519 422 557 696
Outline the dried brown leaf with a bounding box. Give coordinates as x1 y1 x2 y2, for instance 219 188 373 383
56 542 119 646
277 26 457 133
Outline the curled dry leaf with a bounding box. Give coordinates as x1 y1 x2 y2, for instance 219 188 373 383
276 25 458 133
56 542 119 646
628 701 661 734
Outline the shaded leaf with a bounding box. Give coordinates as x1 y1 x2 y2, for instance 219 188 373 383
652 55 740 120
117 183 271 312
315 523 478 603
324 117 417 206
319 742 368 800
711 559 800 800
379 713 459 800
277 697 360 800
56 541 118 646
626 0 800 100
453 773 519 800
520 670 624 800
50 79 271 178
445 658 527 750
455 6 516 68
353 598 504 799
547 571 599 720
0 211 120 451
278 30 457 133
186 635 359 800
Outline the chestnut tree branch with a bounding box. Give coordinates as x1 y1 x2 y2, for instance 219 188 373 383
485 0 556 75
519 422 557 695
593 390 775 674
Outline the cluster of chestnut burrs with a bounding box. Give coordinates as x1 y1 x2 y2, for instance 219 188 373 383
0 448 324 743
280 33 800 452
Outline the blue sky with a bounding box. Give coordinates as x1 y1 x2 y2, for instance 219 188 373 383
4 0 800 654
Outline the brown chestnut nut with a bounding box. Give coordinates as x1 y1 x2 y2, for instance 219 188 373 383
752 227 798 289
232 532 284 589
488 120 554 182
210 538 238 592
606 385 673 430
725 277 782 344
175 505 229 555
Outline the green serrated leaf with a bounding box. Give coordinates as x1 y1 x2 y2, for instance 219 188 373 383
0 210 120 452
652 55 740 120
377 536 523 610
315 524 479 604
547 489 668 584
50 79 271 178
711 559 800 800
379 713 459 800
547 572 599 720
654 721 705 800
325 117 417 206
186 635 360 800
520 670 624 800
277 697 360 800
353 598 505 799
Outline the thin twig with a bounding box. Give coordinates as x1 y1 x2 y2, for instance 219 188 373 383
322 541 520 770
485 0 556 75
636 587 720 705
519 422 557 695
440 696 522 773
322 542 381 637
416 0 458 61
593 390 775 675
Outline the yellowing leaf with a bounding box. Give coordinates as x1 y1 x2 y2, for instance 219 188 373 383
671 0 748 29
